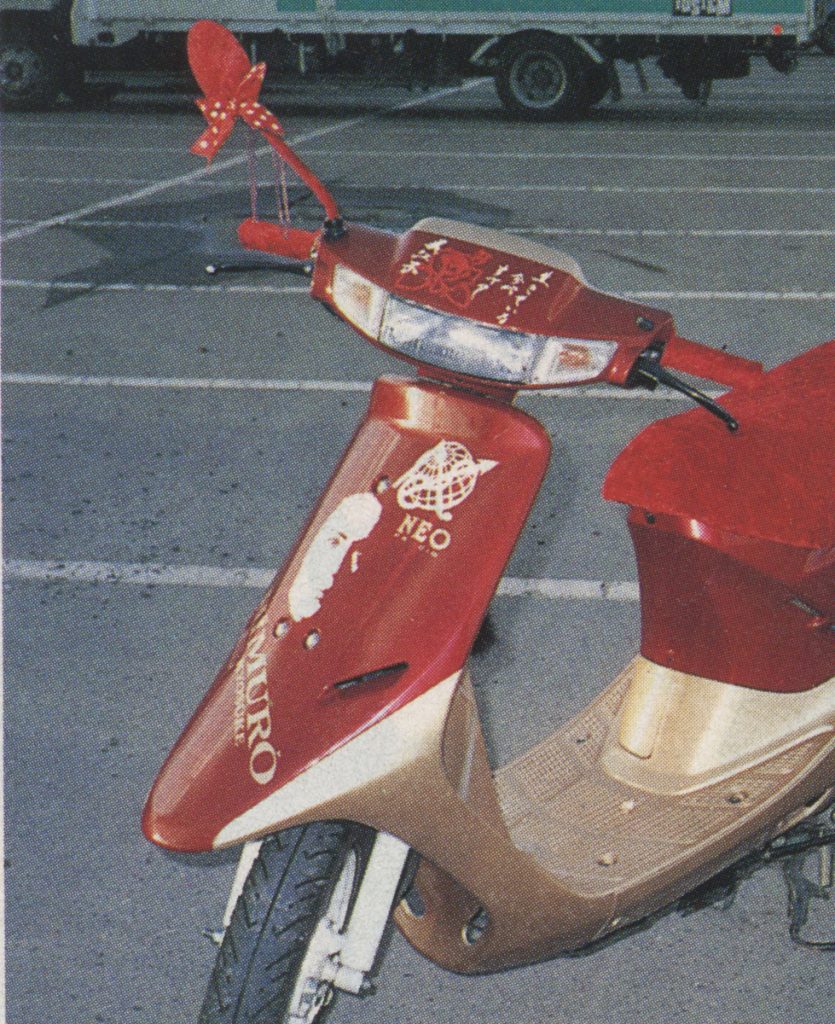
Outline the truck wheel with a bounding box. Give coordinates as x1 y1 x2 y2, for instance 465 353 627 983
199 822 375 1024
495 36 590 120
0 39 59 110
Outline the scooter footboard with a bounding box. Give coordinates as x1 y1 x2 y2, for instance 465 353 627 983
143 376 550 852
394 660 835 973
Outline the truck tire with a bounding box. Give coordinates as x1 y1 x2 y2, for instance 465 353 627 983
61 62 116 109
584 62 612 107
819 14 835 55
199 822 375 1024
0 36 60 110
495 36 590 120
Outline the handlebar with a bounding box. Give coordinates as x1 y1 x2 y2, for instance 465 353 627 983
661 334 763 389
237 219 318 264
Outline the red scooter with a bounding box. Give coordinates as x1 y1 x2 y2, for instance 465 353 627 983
143 22 835 1024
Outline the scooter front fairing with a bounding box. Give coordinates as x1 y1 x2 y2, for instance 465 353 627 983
143 376 550 853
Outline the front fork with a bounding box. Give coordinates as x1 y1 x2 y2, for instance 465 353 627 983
215 831 412 993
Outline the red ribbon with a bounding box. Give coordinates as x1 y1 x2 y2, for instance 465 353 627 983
190 62 284 162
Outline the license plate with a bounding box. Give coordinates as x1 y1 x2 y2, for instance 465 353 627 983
673 0 732 14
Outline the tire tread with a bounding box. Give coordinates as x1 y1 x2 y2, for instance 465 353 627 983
199 822 355 1024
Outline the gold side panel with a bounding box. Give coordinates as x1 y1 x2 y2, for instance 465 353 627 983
608 659 835 793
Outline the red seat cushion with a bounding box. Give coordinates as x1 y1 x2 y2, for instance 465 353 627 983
603 340 835 549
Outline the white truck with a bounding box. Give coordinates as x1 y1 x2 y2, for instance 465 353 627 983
0 0 831 114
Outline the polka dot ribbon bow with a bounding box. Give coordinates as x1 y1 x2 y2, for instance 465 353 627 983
190 62 284 162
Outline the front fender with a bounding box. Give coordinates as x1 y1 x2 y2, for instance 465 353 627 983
143 377 550 851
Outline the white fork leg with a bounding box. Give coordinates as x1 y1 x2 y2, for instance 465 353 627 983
330 831 411 994
285 830 411 1022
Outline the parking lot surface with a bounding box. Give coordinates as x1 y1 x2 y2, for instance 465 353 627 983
3 57 834 1024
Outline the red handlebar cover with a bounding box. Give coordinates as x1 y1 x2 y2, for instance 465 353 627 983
238 218 318 261
662 335 763 389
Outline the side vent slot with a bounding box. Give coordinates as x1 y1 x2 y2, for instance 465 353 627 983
333 662 408 692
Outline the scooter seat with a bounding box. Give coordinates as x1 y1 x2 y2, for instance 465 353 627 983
603 340 834 549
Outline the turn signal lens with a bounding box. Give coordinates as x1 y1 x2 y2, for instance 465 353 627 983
331 265 388 337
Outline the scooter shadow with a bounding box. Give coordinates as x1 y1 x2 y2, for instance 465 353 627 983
29 182 518 311
160 846 240 868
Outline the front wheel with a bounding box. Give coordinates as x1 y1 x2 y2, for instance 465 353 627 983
200 822 375 1024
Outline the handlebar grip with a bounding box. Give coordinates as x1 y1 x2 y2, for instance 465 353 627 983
662 335 763 389
238 218 318 262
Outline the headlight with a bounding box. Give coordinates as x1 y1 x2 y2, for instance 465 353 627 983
331 264 388 338
380 296 616 385
330 266 616 386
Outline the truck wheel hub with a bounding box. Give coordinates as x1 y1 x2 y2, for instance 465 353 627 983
512 53 566 106
1 47 41 91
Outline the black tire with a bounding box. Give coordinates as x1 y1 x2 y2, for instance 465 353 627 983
495 35 590 121
200 822 374 1024
680 77 713 105
0 37 60 110
583 62 612 108
61 63 117 109
819 14 835 56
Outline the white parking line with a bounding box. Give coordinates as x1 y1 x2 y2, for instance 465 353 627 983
0 372 745 402
4 279 832 301
2 145 197 153
3 218 201 229
6 176 833 193
4 218 832 239
516 228 835 238
304 150 835 162
499 577 639 601
3 177 186 185
448 185 833 194
1 279 309 295
5 129 835 150
2 372 372 393
2 558 640 601
6 149 835 172
0 79 487 246
4 94 830 130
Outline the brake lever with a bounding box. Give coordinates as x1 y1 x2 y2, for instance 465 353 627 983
630 346 739 432
205 259 313 277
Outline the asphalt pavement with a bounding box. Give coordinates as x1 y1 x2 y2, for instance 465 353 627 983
2 57 834 1024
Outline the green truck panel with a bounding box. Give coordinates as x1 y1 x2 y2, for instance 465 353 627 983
333 0 804 12
69 0 815 44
